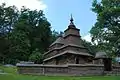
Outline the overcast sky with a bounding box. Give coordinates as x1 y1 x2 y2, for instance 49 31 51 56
0 0 98 42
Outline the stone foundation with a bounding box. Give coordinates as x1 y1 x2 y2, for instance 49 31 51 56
16 64 120 76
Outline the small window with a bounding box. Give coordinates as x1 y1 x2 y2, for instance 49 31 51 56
56 58 60 65
56 60 59 65
75 56 79 64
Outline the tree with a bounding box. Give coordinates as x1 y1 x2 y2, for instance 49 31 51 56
82 40 98 56
0 3 61 64
0 3 53 64
29 48 43 64
19 7 52 53
0 3 18 64
90 0 120 57
8 7 52 64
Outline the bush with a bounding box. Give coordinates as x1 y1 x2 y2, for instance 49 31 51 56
29 49 43 64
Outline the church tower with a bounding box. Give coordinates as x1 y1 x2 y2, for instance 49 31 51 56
64 15 83 47
43 16 93 65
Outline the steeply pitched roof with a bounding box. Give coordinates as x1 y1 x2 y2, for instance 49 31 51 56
44 44 86 55
50 36 65 47
44 16 92 63
44 50 93 61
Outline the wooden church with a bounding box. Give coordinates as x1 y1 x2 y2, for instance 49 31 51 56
43 16 93 65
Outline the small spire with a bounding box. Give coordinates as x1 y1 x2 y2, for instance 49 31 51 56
70 14 74 25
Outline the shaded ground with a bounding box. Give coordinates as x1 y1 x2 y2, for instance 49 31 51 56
0 65 120 80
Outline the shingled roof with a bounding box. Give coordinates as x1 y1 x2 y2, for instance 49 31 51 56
44 50 93 61
44 44 86 55
44 16 93 64
95 51 108 59
50 35 65 47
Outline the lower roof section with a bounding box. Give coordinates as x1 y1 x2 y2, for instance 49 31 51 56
43 50 93 62
44 44 86 55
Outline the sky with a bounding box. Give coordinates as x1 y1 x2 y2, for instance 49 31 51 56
0 0 98 42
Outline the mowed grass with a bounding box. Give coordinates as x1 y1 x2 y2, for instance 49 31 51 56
0 65 120 80
0 65 17 74
1 74 120 80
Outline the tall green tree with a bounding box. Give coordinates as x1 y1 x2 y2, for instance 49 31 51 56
0 3 59 64
90 0 120 57
19 7 52 53
0 3 18 64
8 7 52 63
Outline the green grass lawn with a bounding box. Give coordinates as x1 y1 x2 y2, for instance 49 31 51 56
0 65 120 80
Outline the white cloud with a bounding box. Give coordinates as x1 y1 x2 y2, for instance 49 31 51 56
1 0 47 10
82 34 92 42
82 34 98 45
